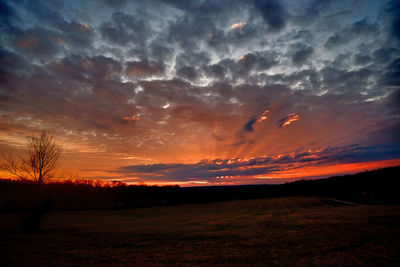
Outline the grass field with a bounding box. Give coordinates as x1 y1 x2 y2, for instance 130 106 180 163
1 197 399 266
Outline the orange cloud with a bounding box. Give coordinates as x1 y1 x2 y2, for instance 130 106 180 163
280 113 299 127
256 109 269 123
231 22 247 29
123 115 140 122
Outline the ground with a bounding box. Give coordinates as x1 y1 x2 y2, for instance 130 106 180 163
1 197 399 266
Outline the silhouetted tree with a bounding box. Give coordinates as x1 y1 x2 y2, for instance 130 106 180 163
1 130 62 184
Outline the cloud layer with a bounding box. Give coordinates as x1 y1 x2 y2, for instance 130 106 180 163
113 143 400 183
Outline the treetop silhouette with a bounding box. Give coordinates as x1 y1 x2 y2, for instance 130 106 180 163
1 130 62 184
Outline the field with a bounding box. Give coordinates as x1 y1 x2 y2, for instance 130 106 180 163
1 197 399 266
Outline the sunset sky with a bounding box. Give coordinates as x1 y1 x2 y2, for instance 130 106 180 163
1 0 399 186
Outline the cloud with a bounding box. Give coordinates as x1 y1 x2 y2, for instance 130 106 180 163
238 52 279 71
100 12 149 46
125 60 164 77
122 114 140 123
51 55 122 82
113 143 400 182
290 43 314 66
0 0 18 26
59 22 95 50
353 54 372 65
254 0 287 32
0 48 29 74
231 22 247 30
95 0 129 8
279 113 299 127
242 109 269 132
384 0 400 39
14 27 63 59
257 109 270 122
373 47 399 64
325 18 379 48
176 66 201 81
243 116 258 132
320 65 374 94
242 109 270 132
175 51 211 68
22 0 67 30
378 58 400 86
161 0 203 11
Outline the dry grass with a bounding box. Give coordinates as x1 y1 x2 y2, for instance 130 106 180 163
1 197 399 266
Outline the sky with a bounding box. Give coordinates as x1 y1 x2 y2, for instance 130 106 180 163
0 0 399 186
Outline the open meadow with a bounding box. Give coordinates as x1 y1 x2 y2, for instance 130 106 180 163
1 196 399 266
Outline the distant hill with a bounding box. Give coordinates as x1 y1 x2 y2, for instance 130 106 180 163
0 166 399 211
181 166 400 205
284 165 400 204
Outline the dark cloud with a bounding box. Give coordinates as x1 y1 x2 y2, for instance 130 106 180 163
176 66 201 81
51 55 122 82
378 58 400 86
174 51 211 80
304 0 331 16
0 48 29 74
241 109 269 133
167 12 218 52
175 51 211 68
242 116 257 132
288 30 314 43
197 52 279 83
60 22 95 50
14 1 95 51
291 43 314 66
96 0 129 8
254 0 286 32
14 27 63 59
162 0 205 11
0 0 18 26
324 143 400 163
239 52 279 71
325 18 379 48
148 42 173 63
280 69 321 92
113 143 400 182
116 156 280 181
23 0 67 30
125 60 164 78
384 88 400 114
100 12 149 46
385 0 400 39
208 58 236 80
353 54 372 65
320 66 374 94
163 1 263 54
202 63 227 79
373 47 399 63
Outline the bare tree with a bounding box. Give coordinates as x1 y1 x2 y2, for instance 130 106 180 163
1 131 62 184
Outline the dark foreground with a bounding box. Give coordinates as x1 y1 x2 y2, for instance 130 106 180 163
1 197 399 266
